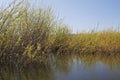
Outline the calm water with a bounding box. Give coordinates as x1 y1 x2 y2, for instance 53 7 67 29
0 55 120 80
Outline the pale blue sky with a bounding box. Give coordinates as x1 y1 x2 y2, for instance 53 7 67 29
0 0 120 33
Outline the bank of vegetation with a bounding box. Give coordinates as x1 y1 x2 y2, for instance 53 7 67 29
0 0 120 67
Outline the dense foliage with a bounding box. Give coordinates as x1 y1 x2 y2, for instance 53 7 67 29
0 0 120 67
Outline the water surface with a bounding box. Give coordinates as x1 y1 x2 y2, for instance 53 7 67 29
0 55 120 80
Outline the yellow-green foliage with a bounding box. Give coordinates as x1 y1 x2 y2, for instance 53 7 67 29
0 0 59 65
70 30 120 55
51 25 71 54
0 0 120 66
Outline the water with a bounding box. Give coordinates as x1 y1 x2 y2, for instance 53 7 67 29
0 55 120 80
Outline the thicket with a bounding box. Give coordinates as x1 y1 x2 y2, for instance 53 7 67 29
0 0 120 67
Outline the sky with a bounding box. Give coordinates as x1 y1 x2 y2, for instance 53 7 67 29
0 0 120 33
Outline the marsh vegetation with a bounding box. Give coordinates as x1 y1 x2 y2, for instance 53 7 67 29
0 0 120 69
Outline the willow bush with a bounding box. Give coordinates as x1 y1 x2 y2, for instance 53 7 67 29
0 0 67 66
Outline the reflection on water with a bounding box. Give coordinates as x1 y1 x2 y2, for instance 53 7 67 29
0 55 120 80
